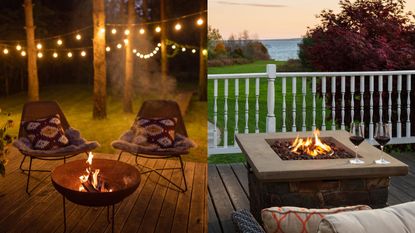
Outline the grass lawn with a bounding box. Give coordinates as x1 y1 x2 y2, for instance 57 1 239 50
208 60 333 148
0 85 207 163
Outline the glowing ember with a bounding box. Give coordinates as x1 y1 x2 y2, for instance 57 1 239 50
78 152 109 192
290 130 333 157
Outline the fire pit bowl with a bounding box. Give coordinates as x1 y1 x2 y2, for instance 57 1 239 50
51 159 141 207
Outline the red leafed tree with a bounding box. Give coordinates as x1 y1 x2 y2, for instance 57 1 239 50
299 0 415 71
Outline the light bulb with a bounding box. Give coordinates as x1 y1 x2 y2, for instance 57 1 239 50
106 46 111 52
182 47 186 52
202 49 208 56
57 39 63 45
132 49 137 53
197 18 204 26
111 28 117 34
16 45 22 51
139 28 145 34
37 52 43 58
123 39 129 45
192 49 196 53
53 52 58 58
124 29 130 35
140 54 144 58
155 26 161 33
150 53 154 56
36 43 42 49
174 23 182 31
136 52 140 57
155 47 160 51
171 45 176 49
157 43 161 47
3 48 8 54
117 43 122 49
81 51 86 57
76 34 81 40
21 51 26 56
67 52 73 58
100 28 105 33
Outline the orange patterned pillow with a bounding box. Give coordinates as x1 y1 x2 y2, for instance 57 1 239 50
261 205 371 233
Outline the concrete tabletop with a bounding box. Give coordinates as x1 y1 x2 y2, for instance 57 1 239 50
235 130 408 181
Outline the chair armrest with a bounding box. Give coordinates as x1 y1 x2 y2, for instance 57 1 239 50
232 209 265 233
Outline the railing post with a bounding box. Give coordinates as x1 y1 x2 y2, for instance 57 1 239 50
266 64 276 132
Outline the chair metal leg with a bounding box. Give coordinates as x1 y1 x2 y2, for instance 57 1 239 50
19 155 27 172
135 155 187 192
63 196 67 232
25 157 33 195
117 151 124 161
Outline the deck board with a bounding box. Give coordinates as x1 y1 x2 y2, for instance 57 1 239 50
208 152 415 233
0 150 207 233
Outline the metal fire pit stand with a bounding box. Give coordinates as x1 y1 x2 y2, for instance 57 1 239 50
51 159 141 233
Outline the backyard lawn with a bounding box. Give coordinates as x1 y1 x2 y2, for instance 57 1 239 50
0 85 207 163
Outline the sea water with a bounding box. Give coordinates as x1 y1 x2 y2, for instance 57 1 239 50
261 38 302 61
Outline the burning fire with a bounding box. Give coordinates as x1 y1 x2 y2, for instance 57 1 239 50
290 130 333 157
78 152 111 192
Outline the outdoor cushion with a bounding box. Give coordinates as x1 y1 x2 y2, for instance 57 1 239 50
111 129 196 155
261 205 371 233
132 117 177 148
13 127 99 157
22 114 69 150
318 201 415 233
232 209 266 233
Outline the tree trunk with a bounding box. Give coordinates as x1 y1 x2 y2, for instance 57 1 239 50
24 0 39 101
92 0 107 119
160 0 168 80
198 15 207 101
123 0 135 113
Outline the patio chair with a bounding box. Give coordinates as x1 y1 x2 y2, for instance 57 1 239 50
13 101 99 194
112 100 191 192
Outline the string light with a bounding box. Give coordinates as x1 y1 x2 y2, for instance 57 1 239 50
21 51 26 56
171 45 176 49
111 28 117 34
106 46 111 52
182 47 186 52
100 28 105 34
155 26 161 33
202 49 207 56
123 39 129 45
37 52 43 58
157 43 161 47
139 28 145 34
132 49 137 53
53 52 58 58
81 51 86 57
57 39 63 46
67 52 73 58
76 34 82 40
124 29 130 35
155 47 160 51
174 23 182 31
192 49 196 53
117 43 122 49
16 45 22 51
36 43 42 49
3 48 8 54
197 18 204 26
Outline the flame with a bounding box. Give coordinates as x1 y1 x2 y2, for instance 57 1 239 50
86 152 93 165
290 130 333 157
78 152 106 192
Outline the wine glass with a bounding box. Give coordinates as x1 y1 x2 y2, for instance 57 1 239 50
374 123 391 164
349 122 365 164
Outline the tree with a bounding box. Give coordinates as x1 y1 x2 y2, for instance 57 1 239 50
160 0 168 80
24 0 39 101
92 0 107 119
123 0 135 113
299 0 415 71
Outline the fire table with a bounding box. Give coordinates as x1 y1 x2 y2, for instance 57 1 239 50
51 158 141 232
235 130 408 220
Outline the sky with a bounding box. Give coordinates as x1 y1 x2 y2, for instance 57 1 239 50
208 0 415 39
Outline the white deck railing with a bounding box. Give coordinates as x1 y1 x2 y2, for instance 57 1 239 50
208 64 415 155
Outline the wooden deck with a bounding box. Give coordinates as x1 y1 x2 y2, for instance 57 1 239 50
0 148 207 233
208 152 415 233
